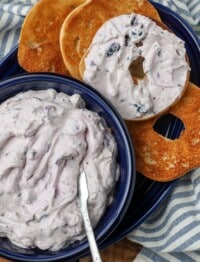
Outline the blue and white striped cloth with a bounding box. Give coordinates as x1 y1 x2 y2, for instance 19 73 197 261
129 170 200 261
0 0 36 60
0 1 200 262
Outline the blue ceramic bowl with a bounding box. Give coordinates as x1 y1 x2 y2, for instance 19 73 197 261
0 73 135 261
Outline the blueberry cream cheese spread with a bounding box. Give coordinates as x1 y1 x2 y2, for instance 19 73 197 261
0 89 119 251
82 14 189 120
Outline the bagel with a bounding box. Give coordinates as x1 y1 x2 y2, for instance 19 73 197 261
60 0 161 79
80 13 190 120
18 0 86 75
126 82 200 182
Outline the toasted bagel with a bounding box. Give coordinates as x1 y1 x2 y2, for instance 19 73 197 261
18 0 86 75
126 82 200 181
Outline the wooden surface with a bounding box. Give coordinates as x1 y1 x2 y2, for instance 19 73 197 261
0 259 10 262
0 239 141 262
80 238 142 262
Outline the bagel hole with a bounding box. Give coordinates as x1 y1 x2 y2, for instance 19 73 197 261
129 56 145 84
153 113 185 140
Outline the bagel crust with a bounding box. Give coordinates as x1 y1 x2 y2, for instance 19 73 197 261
81 14 190 120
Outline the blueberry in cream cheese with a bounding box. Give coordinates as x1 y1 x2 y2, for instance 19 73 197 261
0 89 118 251
82 14 190 120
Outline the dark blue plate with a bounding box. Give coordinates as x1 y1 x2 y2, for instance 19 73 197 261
0 1 200 259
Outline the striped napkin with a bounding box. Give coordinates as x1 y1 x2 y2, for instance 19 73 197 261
0 0 37 60
129 170 200 261
0 1 200 262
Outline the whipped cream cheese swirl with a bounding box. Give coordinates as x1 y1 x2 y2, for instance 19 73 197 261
83 14 189 120
0 89 118 251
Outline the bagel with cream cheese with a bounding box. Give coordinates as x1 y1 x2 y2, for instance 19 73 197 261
79 13 190 120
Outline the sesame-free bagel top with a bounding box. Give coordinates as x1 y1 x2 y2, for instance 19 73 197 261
80 14 189 120
60 0 161 79
18 0 86 75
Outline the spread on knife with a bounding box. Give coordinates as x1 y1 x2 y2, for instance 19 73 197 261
0 89 118 251
81 13 190 120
